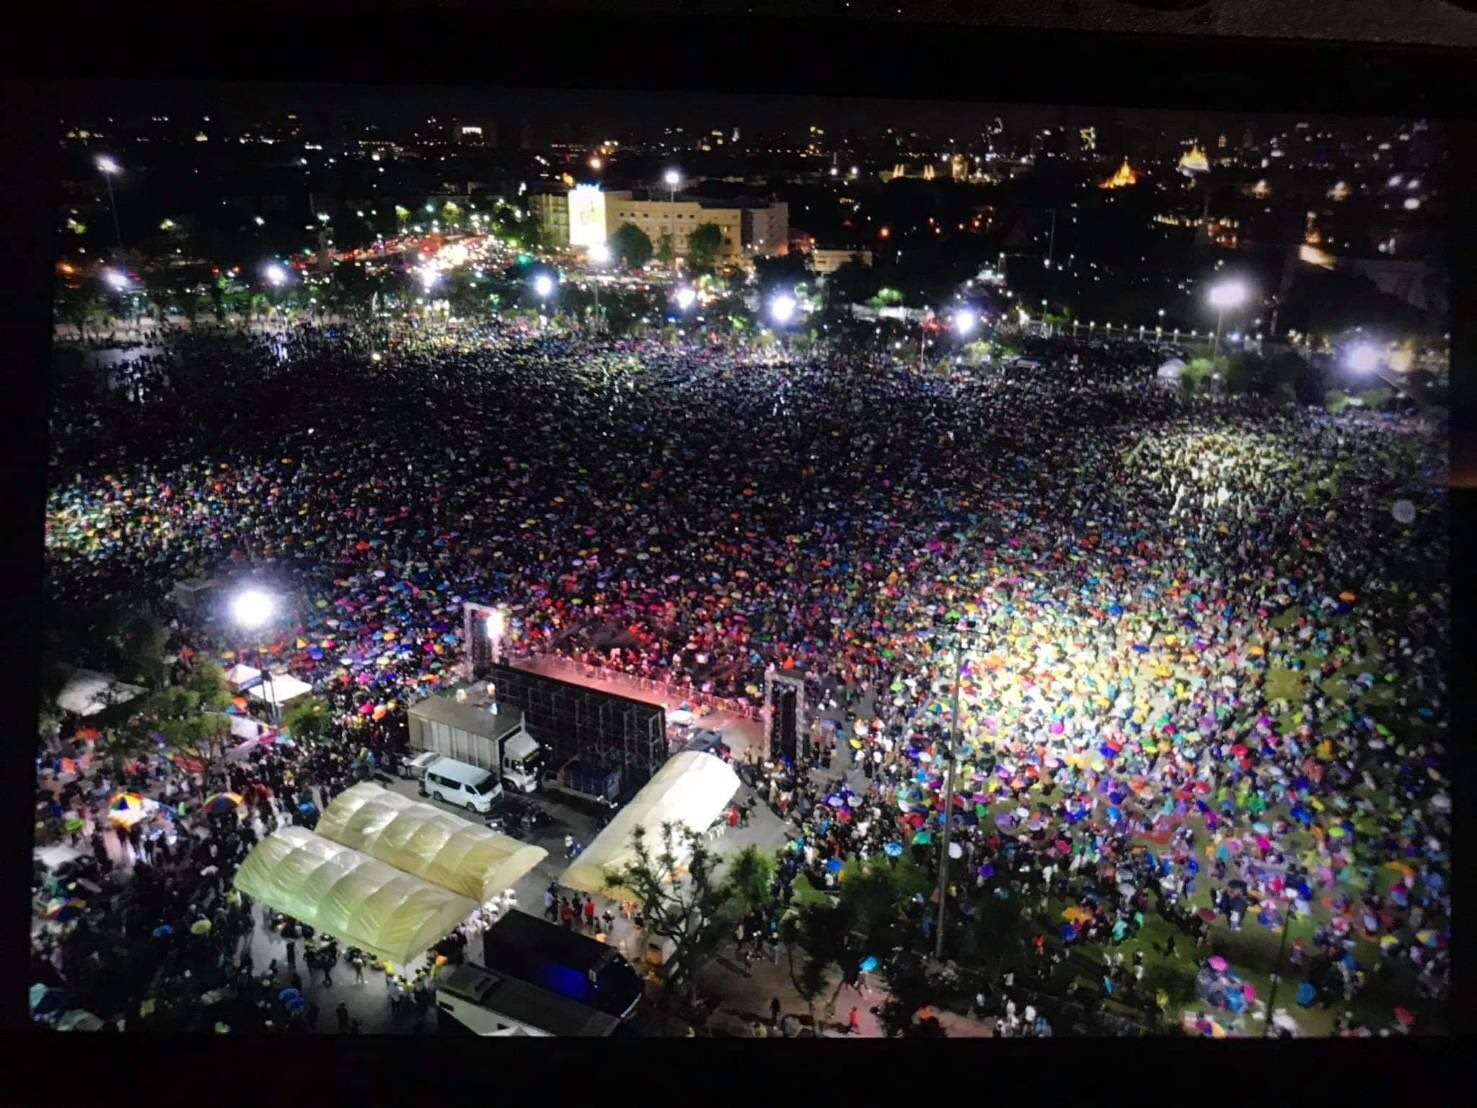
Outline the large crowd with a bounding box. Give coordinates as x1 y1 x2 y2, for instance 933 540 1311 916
36 316 1449 1035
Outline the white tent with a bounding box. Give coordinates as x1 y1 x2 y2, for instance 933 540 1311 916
55 669 144 717
247 672 314 709
559 751 740 899
233 827 476 967
1157 357 1187 381
316 783 547 904
223 663 260 690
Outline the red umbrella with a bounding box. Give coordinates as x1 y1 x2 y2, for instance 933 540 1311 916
1394 1008 1415 1027
1198 907 1218 923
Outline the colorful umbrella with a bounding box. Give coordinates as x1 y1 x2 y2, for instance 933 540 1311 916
1208 955 1228 972
200 793 245 816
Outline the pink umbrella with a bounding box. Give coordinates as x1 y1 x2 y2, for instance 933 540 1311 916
1208 956 1228 972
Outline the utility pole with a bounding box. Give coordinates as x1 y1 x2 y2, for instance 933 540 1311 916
933 636 963 961
1046 208 1056 270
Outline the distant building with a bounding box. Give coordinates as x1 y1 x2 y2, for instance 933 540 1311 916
810 248 872 275
457 125 485 146
1100 158 1139 189
539 186 787 261
531 192 570 247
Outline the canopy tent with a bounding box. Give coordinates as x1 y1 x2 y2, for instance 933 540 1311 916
55 669 144 717
223 663 264 691
247 672 314 709
233 826 476 967
558 751 740 899
316 782 547 904
1157 357 1187 381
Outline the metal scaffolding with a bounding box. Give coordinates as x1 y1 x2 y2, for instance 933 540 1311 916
488 663 668 790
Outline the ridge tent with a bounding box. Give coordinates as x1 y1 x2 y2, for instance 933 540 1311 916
233 826 476 967
558 751 740 899
316 782 547 904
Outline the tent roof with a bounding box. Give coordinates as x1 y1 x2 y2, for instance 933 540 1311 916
233 826 475 967
56 669 144 717
559 751 739 899
316 783 546 904
247 672 314 707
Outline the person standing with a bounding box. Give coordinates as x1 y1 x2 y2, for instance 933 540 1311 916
847 1006 862 1035
335 1002 349 1033
770 996 781 1027
583 895 596 931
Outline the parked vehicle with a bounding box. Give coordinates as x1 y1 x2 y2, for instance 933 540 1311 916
421 757 504 815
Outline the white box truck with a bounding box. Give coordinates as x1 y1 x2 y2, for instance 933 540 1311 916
407 690 544 793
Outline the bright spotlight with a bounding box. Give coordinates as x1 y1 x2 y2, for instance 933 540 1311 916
263 263 288 287
95 155 121 175
674 286 697 310
769 294 797 324
487 608 507 639
418 267 439 291
103 270 128 290
533 273 556 298
589 242 611 265
1207 279 1249 309
232 589 275 630
1346 343 1381 374
955 309 978 336
663 169 681 188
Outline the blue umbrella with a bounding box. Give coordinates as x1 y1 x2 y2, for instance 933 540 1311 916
859 956 879 974
825 857 843 875
279 987 302 1002
299 801 316 813
883 842 903 858
152 925 174 938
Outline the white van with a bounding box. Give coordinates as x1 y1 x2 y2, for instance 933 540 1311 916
423 757 504 814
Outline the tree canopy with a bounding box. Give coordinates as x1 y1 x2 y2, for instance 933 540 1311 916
609 222 653 270
686 222 726 274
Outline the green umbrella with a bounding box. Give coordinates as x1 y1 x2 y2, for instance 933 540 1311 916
912 831 933 845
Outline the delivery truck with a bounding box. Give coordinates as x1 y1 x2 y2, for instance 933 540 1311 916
407 687 544 794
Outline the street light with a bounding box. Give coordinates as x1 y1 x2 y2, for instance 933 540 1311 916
955 309 978 337
588 243 611 327
263 262 288 287
1207 278 1249 358
663 169 681 267
533 272 556 299
1347 343 1381 374
95 154 123 253
487 607 508 665
102 269 129 291
674 286 697 311
769 293 796 325
232 588 280 726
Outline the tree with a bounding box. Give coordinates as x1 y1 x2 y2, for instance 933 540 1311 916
609 222 653 270
724 845 776 918
752 252 809 292
687 222 726 274
441 201 463 232
604 822 732 1008
281 694 335 745
826 258 880 306
116 615 170 691
394 205 411 235
876 950 948 1037
655 232 676 269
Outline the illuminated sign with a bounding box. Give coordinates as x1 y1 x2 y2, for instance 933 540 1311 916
568 184 607 249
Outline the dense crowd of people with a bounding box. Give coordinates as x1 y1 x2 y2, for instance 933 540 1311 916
37 316 1449 1035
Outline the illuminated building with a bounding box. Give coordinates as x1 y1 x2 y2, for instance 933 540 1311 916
1099 158 1139 189
1178 143 1210 175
